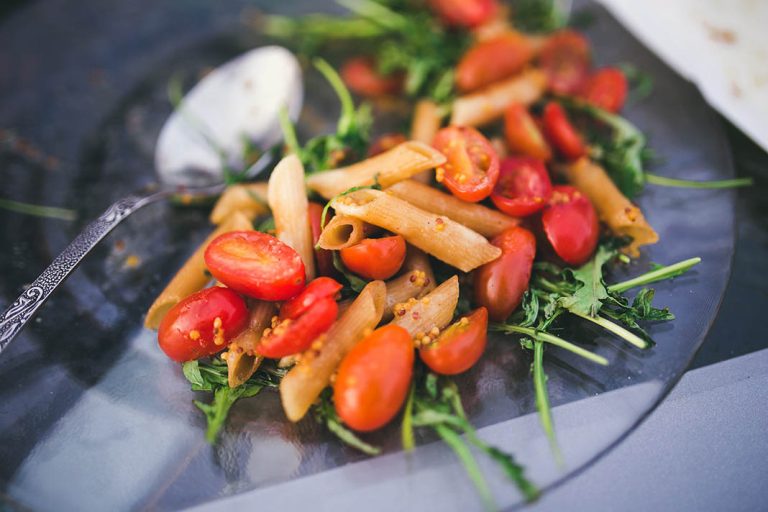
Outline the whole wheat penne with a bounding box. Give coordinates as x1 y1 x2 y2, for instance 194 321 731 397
306 141 446 199
451 68 547 127
410 100 443 183
316 215 374 250
388 180 519 238
561 157 658 257
225 301 275 388
390 275 459 339
280 280 387 422
268 154 315 280
209 182 269 225
332 189 500 271
144 211 253 330
383 268 434 322
404 246 436 294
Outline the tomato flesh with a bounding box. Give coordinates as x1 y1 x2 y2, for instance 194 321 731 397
427 0 498 28
257 297 338 358
204 231 305 301
538 30 591 95
581 67 628 113
280 277 342 320
308 202 336 278
420 307 488 375
491 157 553 217
474 226 536 322
340 235 406 281
503 103 552 161
433 126 500 203
542 102 587 161
334 325 414 431
456 33 534 92
341 57 403 97
541 185 599 266
158 287 249 362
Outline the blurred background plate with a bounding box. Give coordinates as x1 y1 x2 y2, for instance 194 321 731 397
0 0 735 510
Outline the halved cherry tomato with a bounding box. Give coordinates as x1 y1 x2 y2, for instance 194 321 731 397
427 0 498 28
538 30 591 95
334 325 414 431
491 157 553 217
504 104 552 161
474 226 536 322
368 133 408 157
158 287 249 362
581 67 628 113
204 231 305 301
456 33 534 92
280 277 342 320
308 202 336 278
341 235 406 281
432 126 500 202
542 102 587 161
341 57 403 97
542 185 599 266
257 297 338 358
420 307 488 375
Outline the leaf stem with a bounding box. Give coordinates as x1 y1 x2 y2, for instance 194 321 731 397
434 424 497 512
533 341 563 466
0 198 77 221
401 382 416 452
492 324 609 366
608 257 701 293
645 173 753 189
571 312 648 349
278 106 301 156
313 58 356 136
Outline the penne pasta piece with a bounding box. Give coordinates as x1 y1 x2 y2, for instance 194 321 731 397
144 211 253 330
450 68 547 127
316 215 375 250
561 157 659 257
387 180 519 238
403 246 436 294
331 189 500 272
390 275 459 339
306 141 446 199
280 280 387 422
224 301 275 388
209 182 269 225
410 100 443 183
268 154 315 280
383 268 434 322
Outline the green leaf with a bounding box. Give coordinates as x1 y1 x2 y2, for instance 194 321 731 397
401 383 416 451
558 245 615 317
182 361 207 390
512 0 570 33
254 216 275 234
0 198 77 221
533 341 563 465
195 384 263 443
332 251 370 294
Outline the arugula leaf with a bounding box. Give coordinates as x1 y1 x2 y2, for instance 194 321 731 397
0 198 76 221
512 0 570 33
254 216 275 234
618 63 654 104
315 390 381 455
558 245 615 317
195 383 263 443
532 341 563 465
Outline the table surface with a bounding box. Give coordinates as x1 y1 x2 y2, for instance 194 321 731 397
0 1 766 510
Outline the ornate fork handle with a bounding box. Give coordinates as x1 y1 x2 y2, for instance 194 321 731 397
0 190 170 354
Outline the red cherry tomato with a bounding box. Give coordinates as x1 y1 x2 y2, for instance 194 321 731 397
538 30 591 95
257 297 338 358
308 202 336 278
542 102 587 161
456 33 534 92
504 103 552 161
427 0 498 28
334 325 414 431
204 231 306 301
341 57 403 97
280 277 342 320
420 307 488 375
368 133 408 157
491 157 553 217
581 67 628 113
340 235 406 280
542 185 599 266
158 287 249 362
432 126 500 202
474 226 536 322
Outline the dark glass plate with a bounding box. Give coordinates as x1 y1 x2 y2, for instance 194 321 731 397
0 1 734 510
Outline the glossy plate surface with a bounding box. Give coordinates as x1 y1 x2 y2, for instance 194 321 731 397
0 1 735 510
